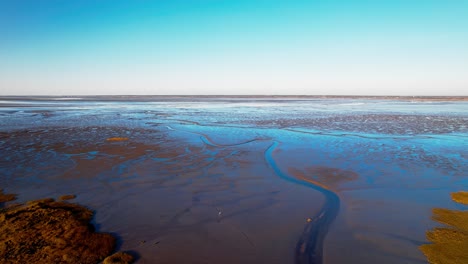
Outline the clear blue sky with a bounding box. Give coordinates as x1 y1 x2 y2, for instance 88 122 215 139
1 0 467 95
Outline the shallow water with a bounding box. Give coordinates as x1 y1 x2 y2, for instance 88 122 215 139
1 97 467 264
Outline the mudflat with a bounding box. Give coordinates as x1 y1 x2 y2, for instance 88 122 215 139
0 97 466 264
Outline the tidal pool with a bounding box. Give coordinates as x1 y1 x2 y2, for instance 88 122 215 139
0 96 467 264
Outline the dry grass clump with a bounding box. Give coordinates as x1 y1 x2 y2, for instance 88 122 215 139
106 137 129 142
451 191 468 205
103 251 134 264
0 198 115 264
420 191 468 264
431 208 468 231
0 189 17 203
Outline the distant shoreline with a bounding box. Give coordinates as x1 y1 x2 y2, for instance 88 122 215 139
1 95 467 102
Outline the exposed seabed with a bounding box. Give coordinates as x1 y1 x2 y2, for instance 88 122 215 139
0 97 467 264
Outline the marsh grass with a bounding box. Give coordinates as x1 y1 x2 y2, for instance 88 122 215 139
0 197 116 263
420 191 468 264
451 191 468 205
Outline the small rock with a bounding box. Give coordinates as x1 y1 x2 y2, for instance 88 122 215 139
59 194 76 201
103 252 134 264
0 189 17 203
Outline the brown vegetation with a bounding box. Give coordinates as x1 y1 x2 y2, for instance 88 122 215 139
451 191 468 205
420 191 468 264
0 198 116 264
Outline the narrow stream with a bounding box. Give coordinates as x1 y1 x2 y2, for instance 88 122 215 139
265 141 340 264
168 123 342 264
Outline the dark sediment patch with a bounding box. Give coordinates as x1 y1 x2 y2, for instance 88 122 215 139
0 127 178 181
420 191 468 264
0 197 116 264
59 194 76 201
58 140 157 179
0 189 17 204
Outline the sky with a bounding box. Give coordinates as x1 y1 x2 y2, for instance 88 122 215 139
1 0 467 96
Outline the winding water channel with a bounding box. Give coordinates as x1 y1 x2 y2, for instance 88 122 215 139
265 141 340 264
168 124 341 264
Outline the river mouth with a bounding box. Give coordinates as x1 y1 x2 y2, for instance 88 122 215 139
1 97 467 264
